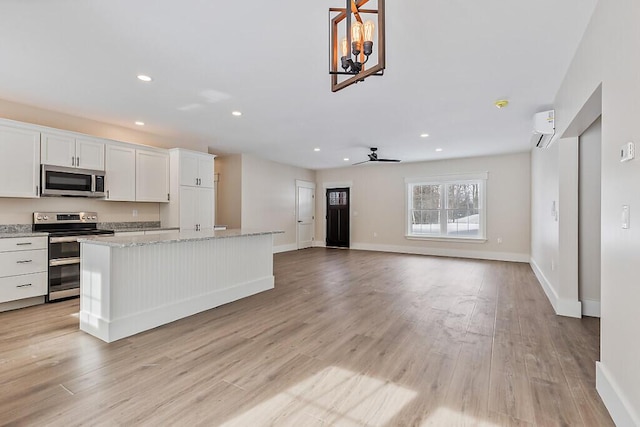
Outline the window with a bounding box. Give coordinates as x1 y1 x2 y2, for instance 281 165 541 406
406 173 487 240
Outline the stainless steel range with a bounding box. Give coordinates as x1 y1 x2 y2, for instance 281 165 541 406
33 212 114 301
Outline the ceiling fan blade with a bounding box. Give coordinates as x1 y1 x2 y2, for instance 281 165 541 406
352 160 371 165
377 158 401 162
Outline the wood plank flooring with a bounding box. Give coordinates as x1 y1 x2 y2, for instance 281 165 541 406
0 248 613 426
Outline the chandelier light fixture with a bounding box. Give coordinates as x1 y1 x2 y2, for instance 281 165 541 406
329 0 385 92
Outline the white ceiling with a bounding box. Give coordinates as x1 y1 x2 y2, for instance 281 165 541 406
0 0 597 169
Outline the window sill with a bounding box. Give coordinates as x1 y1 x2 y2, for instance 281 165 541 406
405 235 487 244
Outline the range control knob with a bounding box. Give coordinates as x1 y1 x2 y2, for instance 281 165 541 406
91 216 97 220
36 216 42 221
43 216 49 220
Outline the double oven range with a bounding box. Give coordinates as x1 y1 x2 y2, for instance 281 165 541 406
33 212 114 301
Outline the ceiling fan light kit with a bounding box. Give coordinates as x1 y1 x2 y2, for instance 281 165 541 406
329 0 386 92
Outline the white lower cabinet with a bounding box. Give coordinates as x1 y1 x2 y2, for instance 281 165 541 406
0 236 48 306
179 186 214 231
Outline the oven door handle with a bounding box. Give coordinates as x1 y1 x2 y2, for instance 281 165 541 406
50 257 80 267
50 236 80 243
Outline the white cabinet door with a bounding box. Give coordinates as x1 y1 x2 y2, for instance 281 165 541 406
0 125 40 198
136 149 169 202
179 186 198 231
75 137 105 170
198 156 214 188
178 187 214 231
105 145 136 201
178 150 214 188
197 187 214 230
179 151 200 187
41 132 75 167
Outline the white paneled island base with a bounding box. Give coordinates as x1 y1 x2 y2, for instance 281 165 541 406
79 230 281 343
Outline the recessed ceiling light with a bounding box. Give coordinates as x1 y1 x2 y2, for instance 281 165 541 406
494 99 509 109
137 75 153 82
435 148 443 152
343 158 350 161
231 111 242 116
314 148 321 152
420 133 430 138
135 121 145 126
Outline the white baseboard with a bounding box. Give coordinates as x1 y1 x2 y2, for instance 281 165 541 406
597 362 640 427
582 299 601 318
529 257 582 318
273 243 298 254
313 241 326 248
349 242 530 263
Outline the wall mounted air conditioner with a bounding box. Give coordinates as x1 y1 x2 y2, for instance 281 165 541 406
531 110 555 148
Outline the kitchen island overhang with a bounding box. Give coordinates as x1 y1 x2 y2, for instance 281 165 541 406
78 229 283 343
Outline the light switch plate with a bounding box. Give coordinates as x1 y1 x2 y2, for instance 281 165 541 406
622 205 630 229
621 142 635 162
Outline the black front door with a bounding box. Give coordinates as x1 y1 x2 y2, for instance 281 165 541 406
326 188 350 247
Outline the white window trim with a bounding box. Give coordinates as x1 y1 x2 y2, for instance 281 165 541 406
405 173 488 242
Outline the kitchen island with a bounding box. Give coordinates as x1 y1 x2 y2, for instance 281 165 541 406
78 229 282 343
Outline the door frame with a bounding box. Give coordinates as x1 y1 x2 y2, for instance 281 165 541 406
321 181 353 248
295 179 316 249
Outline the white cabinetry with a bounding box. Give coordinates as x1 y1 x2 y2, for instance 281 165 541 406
105 145 136 201
136 149 170 203
41 132 105 170
179 150 214 188
160 149 215 231
0 124 40 198
0 236 48 309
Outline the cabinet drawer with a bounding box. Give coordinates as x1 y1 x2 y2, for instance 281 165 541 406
0 272 47 303
0 249 47 277
0 237 48 253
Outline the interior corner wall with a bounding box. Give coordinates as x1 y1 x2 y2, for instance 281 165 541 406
315 152 531 262
239 154 315 250
530 0 640 424
215 154 242 229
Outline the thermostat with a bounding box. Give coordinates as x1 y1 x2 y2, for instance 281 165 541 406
621 142 635 162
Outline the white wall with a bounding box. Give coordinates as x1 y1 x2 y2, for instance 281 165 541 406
579 117 601 315
240 154 315 251
316 152 531 262
531 0 640 424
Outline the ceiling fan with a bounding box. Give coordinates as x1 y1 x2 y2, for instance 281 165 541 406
353 147 401 165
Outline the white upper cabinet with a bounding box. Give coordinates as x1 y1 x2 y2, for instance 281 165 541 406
0 124 40 198
41 132 105 170
136 149 169 203
178 149 214 188
105 144 136 202
75 137 105 170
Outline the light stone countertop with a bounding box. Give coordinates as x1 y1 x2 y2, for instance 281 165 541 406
78 229 284 248
0 232 49 239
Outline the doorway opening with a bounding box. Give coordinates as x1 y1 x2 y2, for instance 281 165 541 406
326 187 350 248
296 180 316 250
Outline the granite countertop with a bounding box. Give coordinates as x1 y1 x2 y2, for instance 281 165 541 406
0 231 49 239
111 227 180 233
78 229 284 248
0 224 48 239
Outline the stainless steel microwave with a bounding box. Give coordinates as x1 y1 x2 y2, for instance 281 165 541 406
41 165 106 198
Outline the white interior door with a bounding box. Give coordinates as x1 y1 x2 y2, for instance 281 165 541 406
296 180 315 249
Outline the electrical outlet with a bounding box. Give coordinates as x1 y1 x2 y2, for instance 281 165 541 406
132 209 138 217
497 237 503 244
373 232 377 237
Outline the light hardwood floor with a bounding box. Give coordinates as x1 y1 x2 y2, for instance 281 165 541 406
0 248 613 426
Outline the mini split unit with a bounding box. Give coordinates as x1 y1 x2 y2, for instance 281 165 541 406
531 110 555 148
